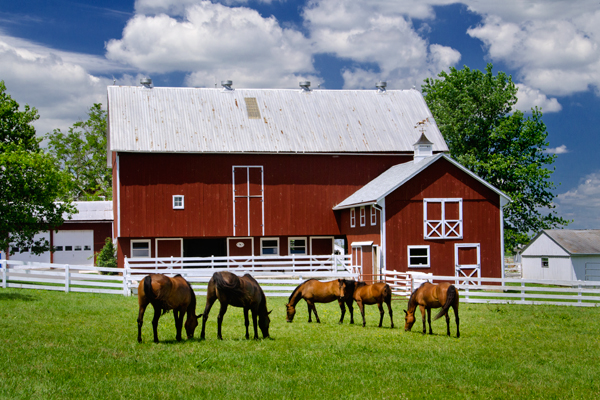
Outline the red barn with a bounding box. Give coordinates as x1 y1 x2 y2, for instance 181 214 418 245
107 81 508 278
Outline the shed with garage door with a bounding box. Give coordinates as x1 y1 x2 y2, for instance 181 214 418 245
521 230 600 281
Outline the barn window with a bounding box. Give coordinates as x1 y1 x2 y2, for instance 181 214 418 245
173 195 184 209
370 206 377 226
288 237 307 255
65 246 73 251
541 257 549 268
423 198 463 239
408 246 430 268
55 246 63 251
360 207 366 226
244 97 261 119
131 240 151 258
350 208 356 228
261 238 279 256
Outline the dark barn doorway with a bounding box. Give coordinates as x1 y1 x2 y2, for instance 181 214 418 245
183 238 227 258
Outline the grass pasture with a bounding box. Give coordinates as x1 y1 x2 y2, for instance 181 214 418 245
1 289 600 399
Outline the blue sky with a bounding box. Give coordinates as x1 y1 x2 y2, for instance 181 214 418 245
1 0 599 229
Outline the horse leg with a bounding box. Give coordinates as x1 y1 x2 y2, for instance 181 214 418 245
338 299 346 324
174 309 184 341
419 305 426 334
346 299 355 324
358 301 366 327
151 303 161 343
377 302 384 327
251 309 259 340
386 299 394 329
427 308 433 335
445 312 451 337
454 305 460 338
306 300 313 323
244 308 250 340
137 302 148 343
200 282 217 340
217 302 228 340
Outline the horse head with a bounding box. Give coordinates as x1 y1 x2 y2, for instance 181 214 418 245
185 312 201 339
403 309 415 331
260 310 272 338
285 303 296 322
338 279 355 300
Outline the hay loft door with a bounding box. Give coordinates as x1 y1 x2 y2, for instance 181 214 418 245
233 166 264 237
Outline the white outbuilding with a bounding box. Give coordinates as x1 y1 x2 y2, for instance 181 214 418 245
521 230 600 281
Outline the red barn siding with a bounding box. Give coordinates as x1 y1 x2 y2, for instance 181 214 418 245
385 158 502 277
117 153 410 239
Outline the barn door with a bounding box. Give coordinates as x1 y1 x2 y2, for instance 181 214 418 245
454 243 481 285
232 166 264 237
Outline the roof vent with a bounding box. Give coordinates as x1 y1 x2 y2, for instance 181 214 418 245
413 119 433 163
221 80 233 90
140 78 152 88
376 81 387 92
299 81 311 92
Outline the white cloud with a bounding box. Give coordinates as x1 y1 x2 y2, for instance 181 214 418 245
303 0 461 89
544 145 569 155
515 84 562 113
555 171 600 228
0 34 127 135
106 1 314 87
134 0 278 17
466 6 600 96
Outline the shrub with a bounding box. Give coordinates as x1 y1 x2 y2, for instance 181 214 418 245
97 237 117 274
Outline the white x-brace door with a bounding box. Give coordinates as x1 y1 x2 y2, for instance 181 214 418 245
454 243 481 285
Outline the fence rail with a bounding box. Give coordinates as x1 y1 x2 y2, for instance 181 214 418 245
3 259 600 307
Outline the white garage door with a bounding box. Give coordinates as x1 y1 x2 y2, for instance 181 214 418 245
53 230 94 265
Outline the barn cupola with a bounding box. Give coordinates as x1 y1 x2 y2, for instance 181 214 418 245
413 132 433 163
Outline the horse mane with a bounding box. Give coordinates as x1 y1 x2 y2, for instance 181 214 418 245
288 278 317 303
407 282 426 307
355 281 367 288
181 276 197 313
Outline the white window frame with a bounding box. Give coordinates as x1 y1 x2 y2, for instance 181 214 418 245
260 237 279 256
370 206 377 226
288 237 307 255
408 245 430 268
423 198 463 240
131 239 151 258
173 195 184 209
350 208 356 228
541 257 549 268
360 206 366 227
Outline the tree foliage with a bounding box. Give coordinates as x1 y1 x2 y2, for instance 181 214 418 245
45 103 112 201
422 64 569 250
96 237 117 273
0 81 74 255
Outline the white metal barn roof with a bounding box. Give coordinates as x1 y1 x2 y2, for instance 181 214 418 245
67 201 113 222
107 85 448 154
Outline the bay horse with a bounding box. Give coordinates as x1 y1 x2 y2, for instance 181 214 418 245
137 274 200 343
200 271 272 340
404 282 460 338
342 280 394 328
285 279 355 324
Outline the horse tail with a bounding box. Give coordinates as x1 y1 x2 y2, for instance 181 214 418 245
433 284 457 321
143 275 156 302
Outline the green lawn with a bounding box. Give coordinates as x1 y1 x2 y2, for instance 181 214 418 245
1 288 599 399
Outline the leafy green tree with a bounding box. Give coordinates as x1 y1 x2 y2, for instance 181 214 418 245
0 81 74 255
45 103 112 201
422 64 569 250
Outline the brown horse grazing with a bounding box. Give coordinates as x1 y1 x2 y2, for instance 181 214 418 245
342 280 394 328
404 282 460 338
137 274 200 343
200 271 272 340
286 279 355 324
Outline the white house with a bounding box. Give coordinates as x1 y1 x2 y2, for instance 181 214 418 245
521 230 600 281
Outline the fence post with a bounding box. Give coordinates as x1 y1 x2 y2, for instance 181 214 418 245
211 255 214 269
521 281 526 303
65 264 70 293
2 261 6 289
123 257 130 296
578 283 582 304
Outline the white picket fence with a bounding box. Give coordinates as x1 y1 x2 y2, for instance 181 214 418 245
3 258 600 307
386 271 600 307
